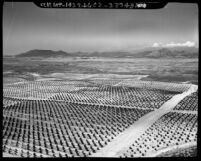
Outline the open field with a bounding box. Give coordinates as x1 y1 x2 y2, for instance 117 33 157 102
3 57 198 84
3 57 198 157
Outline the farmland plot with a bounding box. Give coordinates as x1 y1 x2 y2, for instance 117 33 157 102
3 97 21 108
118 80 191 93
155 144 197 157
3 75 197 157
173 92 198 111
121 112 197 157
3 100 152 157
49 84 178 110
3 80 93 100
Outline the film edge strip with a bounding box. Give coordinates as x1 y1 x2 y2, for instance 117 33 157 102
33 0 168 9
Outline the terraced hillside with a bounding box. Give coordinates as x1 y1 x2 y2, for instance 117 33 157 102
3 77 198 157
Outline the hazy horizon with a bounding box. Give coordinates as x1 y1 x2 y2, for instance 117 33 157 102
3 2 198 55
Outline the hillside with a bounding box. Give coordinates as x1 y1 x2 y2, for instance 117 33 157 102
16 49 72 58
132 47 198 58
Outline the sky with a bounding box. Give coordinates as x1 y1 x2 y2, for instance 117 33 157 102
3 2 198 55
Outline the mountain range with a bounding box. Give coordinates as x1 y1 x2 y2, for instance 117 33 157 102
15 47 198 59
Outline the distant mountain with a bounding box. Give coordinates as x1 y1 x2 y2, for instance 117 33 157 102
15 47 198 59
87 51 131 58
16 49 72 58
87 47 198 58
127 46 198 58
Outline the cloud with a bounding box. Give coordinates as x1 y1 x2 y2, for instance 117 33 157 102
152 41 195 48
152 42 160 47
165 41 195 47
